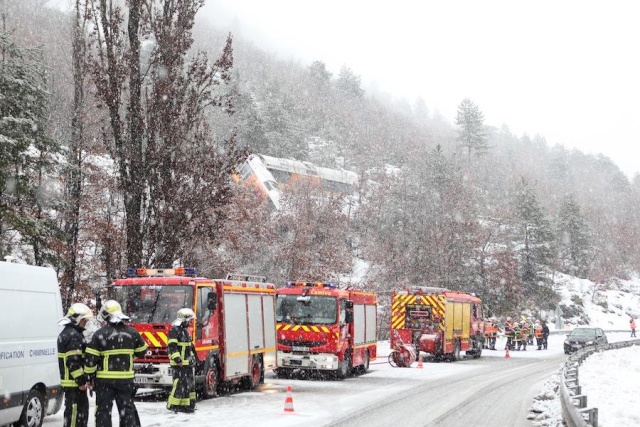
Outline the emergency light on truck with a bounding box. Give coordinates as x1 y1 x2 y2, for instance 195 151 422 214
126 267 197 277
284 281 338 288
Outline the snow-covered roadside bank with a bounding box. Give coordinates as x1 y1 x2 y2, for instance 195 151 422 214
528 332 638 427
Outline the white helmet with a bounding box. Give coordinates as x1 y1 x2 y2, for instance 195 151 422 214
173 308 195 326
58 302 94 326
99 300 130 324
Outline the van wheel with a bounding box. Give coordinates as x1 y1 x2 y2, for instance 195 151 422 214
16 389 44 427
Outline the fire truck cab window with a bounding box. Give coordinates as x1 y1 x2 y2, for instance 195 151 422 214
339 299 346 325
196 287 213 340
276 294 338 325
108 285 194 324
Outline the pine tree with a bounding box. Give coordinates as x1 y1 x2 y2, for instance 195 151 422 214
512 178 557 305
557 195 591 278
0 30 61 264
454 98 488 158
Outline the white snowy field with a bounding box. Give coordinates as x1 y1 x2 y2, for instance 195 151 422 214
528 331 640 427
42 331 638 427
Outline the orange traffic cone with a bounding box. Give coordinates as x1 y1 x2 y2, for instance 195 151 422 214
505 347 511 358
283 385 294 413
417 355 423 368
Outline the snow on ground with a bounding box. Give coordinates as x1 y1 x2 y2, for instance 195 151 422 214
552 272 640 330
42 274 640 426
42 332 639 427
579 344 640 427
528 332 640 427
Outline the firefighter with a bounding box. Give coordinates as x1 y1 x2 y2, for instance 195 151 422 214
527 317 535 345
519 320 529 351
534 320 544 350
167 308 197 414
504 317 515 350
57 303 94 427
484 318 498 350
542 320 550 350
85 300 148 427
513 321 522 350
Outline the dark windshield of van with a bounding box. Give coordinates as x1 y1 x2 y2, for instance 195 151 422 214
108 285 194 324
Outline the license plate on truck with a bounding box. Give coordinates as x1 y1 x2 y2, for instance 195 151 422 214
292 346 309 352
134 377 149 384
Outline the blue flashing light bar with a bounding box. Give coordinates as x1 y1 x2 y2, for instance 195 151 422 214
284 281 338 288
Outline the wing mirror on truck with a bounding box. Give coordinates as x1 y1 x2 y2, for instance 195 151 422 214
207 292 217 311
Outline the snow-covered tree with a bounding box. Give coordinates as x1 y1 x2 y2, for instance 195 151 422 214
0 30 61 265
455 98 488 158
511 177 557 307
556 195 591 278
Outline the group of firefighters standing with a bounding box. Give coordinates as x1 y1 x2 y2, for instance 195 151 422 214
484 317 550 351
56 300 196 427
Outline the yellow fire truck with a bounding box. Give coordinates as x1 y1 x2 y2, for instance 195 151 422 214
390 286 485 364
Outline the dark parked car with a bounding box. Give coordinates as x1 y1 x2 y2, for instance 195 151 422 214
564 327 608 354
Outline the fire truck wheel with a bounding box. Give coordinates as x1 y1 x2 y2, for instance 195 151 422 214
336 351 352 379
202 358 219 399
362 350 370 373
242 356 263 390
473 338 483 358
451 340 462 362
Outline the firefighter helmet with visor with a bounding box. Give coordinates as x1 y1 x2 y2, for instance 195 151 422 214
99 300 130 323
58 302 94 326
173 308 195 326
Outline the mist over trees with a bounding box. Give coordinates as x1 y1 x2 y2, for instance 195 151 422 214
2 0 640 317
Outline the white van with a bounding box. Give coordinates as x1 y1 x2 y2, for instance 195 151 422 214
0 262 64 427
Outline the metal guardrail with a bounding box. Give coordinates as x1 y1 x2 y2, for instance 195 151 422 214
560 338 640 427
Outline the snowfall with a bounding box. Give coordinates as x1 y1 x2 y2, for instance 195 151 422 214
43 273 640 427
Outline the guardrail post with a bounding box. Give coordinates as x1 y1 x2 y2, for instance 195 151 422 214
566 384 581 395
570 394 587 408
578 407 598 427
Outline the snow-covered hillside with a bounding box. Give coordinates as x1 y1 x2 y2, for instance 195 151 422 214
548 272 640 330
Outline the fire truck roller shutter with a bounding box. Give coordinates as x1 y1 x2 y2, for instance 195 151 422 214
365 305 377 344
261 295 277 370
354 304 366 346
222 293 250 378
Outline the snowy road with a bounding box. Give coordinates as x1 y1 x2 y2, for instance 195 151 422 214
42 334 577 427
328 353 566 427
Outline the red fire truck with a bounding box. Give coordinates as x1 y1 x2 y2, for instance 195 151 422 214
390 287 485 365
275 281 377 379
99 268 277 397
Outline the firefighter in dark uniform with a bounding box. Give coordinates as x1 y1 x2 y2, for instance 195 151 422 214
504 317 515 350
513 322 522 350
167 308 197 413
85 300 148 427
57 303 94 427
